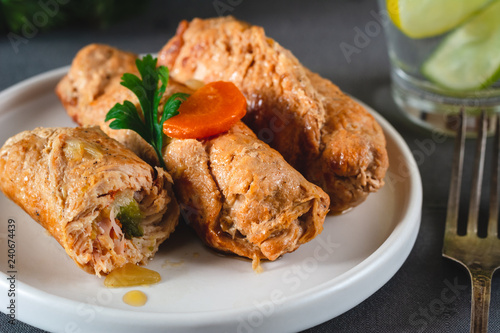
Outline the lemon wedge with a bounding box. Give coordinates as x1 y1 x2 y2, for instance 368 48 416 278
421 0 500 91
387 0 491 38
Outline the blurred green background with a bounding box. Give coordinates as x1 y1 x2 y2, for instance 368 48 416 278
0 0 151 33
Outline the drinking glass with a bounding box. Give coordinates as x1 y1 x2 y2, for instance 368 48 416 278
378 0 500 135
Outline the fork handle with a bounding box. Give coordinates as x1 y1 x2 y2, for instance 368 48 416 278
470 270 493 333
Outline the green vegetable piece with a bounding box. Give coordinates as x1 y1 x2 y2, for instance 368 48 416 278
421 0 500 91
117 199 144 239
105 55 189 168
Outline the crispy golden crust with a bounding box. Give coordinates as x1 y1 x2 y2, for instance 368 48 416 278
158 16 389 213
0 127 179 275
55 44 329 262
305 71 388 210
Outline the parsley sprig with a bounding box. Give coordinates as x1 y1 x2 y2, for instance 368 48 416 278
105 55 189 168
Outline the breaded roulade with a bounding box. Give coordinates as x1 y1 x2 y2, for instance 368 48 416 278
0 126 179 276
158 16 389 214
55 44 329 266
165 121 328 265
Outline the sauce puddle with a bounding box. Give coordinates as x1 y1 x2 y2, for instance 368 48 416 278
123 290 148 307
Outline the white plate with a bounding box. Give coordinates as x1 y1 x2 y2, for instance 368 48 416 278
0 67 422 333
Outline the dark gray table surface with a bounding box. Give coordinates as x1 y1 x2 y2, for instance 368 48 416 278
1 0 498 332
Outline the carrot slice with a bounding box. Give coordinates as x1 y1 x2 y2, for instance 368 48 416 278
163 81 247 139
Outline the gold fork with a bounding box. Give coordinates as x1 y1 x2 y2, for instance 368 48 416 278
443 110 500 333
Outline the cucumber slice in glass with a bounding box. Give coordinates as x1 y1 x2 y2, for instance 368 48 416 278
387 0 491 39
421 0 500 91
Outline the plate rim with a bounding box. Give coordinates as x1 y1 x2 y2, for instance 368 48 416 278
0 66 423 333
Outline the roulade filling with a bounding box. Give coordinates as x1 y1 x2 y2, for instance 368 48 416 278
68 182 172 276
90 188 169 274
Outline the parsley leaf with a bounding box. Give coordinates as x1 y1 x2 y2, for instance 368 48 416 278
105 55 189 168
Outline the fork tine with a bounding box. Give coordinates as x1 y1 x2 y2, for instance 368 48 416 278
467 110 488 236
445 109 466 234
442 111 500 333
488 114 500 238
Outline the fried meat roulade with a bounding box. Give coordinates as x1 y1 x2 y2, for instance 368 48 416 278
0 126 179 276
158 16 389 214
